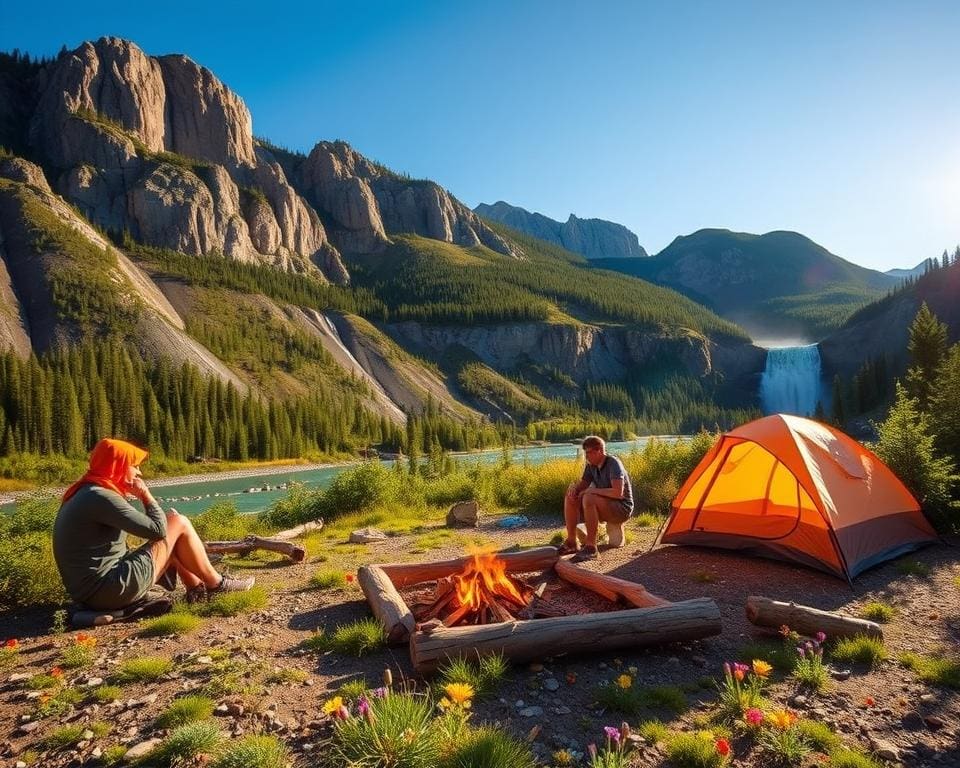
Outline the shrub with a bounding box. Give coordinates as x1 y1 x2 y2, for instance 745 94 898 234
438 653 508 698
101 745 128 766
189 586 267 617
309 618 386 657
895 559 931 577
794 719 841 752
595 675 644 715
715 661 770 721
114 656 174 684
192 502 260 541
898 651 960 689
91 685 122 703
43 724 89 750
757 710 810 766
641 685 689 715
666 732 728 768
792 637 830 693
860 602 895 622
155 695 216 729
637 720 670 744
265 667 308 684
33 687 83 718
136 722 221 766
209 735 289 768
445 727 537 768
336 678 369 702
828 747 885 768
141 612 203 636
0 530 67 609
737 641 795 673
309 570 348 590
830 636 886 666
331 692 442 768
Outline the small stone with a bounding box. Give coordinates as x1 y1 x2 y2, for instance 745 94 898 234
91 747 102 758
831 668 852 681
667 657 680 667
24 691 42 700
17 722 39 735
791 695 809 707
215 704 230 715
901 712 924 730
870 738 900 762
920 693 936 704
82 729 94 740
543 678 560 692
197 655 214 665
553 705 571 715
528 662 544 673
16 762 27 768
446 500 481 527
349 527 387 543
924 715 945 731
125 738 163 760
9 673 31 683
519 706 544 717
86 677 104 686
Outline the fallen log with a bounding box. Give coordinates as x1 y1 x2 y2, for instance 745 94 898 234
203 536 306 562
358 564 417 644
555 559 670 608
410 597 722 673
379 547 559 588
273 518 324 540
745 596 883 641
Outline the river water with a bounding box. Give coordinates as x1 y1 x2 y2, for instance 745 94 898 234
141 438 670 517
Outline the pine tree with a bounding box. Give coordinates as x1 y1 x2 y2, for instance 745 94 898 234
905 302 948 409
930 344 960 463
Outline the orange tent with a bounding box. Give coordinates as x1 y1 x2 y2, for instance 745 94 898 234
660 414 937 581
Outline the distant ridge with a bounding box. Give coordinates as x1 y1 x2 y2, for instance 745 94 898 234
475 200 647 260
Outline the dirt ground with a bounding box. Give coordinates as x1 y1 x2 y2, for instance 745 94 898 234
1 514 958 767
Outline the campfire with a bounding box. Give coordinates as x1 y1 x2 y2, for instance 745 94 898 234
410 550 563 627
356 546 723 673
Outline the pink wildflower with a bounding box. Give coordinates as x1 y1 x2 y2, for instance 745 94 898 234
815 631 827 643
746 707 763 725
604 725 621 742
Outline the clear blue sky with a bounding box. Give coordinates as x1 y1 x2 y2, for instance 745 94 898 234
4 1 959 271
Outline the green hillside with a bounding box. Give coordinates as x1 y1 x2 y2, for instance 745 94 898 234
593 228 894 340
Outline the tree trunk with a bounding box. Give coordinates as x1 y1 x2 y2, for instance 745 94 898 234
378 547 559 588
358 565 416 644
555 559 670 608
745 595 883 640
410 597 722 673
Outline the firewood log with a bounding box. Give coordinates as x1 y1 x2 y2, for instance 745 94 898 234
745 596 883 641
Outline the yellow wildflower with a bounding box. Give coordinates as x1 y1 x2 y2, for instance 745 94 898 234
767 709 797 729
616 674 632 689
322 696 344 715
752 659 773 678
443 682 474 708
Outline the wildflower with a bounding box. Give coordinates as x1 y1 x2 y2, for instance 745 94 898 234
443 682 474 708
797 646 806 658
864 696 875 707
779 624 791 637
628 666 638 675
335 704 350 720
402 728 416 744
357 696 370 717
745 707 764 725
767 709 797 729
587 743 598 760
345 573 355 583
603 725 621 742
566 672 577 685
4 639 18 649
733 666 745 681
75 633 97 648
50 666 64 679
715 738 731 756
752 659 773 678
322 696 344 715
371 686 388 698
620 722 631 741
815 631 827 644
616 674 632 689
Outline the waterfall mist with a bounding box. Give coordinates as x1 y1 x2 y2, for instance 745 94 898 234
760 345 823 416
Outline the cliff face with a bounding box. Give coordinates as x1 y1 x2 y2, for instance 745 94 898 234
298 141 519 258
474 200 647 260
25 37 347 283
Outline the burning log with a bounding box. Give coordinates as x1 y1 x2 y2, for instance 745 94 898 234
378 547 558 588
555 559 669 608
410 597 723 673
745 596 883 641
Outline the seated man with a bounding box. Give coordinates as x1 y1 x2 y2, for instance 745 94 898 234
53 438 253 611
557 435 634 562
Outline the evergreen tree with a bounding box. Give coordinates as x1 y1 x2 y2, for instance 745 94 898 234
930 344 960 463
905 302 948 409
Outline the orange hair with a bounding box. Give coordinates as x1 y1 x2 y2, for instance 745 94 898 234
62 438 149 503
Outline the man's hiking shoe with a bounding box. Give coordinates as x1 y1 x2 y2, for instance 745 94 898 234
606 521 625 548
556 541 579 556
209 575 256 594
571 546 599 563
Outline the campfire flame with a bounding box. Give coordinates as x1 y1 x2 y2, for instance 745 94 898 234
452 550 526 610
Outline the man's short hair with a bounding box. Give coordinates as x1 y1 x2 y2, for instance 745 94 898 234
581 435 605 452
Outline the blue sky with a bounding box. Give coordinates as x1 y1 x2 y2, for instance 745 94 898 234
4 1 959 271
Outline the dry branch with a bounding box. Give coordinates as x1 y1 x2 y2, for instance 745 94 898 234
745 595 883 641
555 559 670 608
203 536 306 562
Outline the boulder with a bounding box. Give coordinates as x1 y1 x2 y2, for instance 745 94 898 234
349 527 388 544
0 157 51 192
446 500 480 528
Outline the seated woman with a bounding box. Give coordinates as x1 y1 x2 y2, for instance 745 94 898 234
53 438 253 611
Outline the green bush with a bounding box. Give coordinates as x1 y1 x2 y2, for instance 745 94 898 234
114 656 174 684
309 570 348 590
438 653 508 698
828 747 885 768
140 613 203 637
898 651 960 689
308 618 386 657
860 602 896 622
331 692 441 768
794 719 841 752
192 503 260 541
830 635 886 666
209 735 289 768
0 530 67 610
188 587 267 617
666 732 727 768
444 727 537 768
136 722 221 766
154 695 216 729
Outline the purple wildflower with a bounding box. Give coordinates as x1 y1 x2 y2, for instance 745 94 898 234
357 697 370 716
372 687 388 698
604 725 621 742
797 646 806 658
815 631 827 644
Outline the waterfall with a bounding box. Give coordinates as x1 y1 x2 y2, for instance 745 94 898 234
760 345 823 416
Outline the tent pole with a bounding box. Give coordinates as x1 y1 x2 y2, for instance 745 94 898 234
689 441 735 532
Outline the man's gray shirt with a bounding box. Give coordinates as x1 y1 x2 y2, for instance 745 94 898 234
581 455 634 514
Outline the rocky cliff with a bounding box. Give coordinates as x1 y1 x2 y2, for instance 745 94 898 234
297 141 519 258
22 37 347 282
474 200 647 259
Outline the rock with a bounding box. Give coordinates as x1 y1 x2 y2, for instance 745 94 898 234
16 722 39 735
528 662 543 673
82 729 94 740
349 527 387 544
791 695 809 707
553 705 571 715
519 706 544 718
543 678 560 692
0 157 51 192
8 673 31 683
869 738 900 762
86 677 104 686
920 693 936 704
691 655 708 667
446 500 480 528
124 738 163 760
901 711 924 730
515 700 525 708
830 668 852 681
924 715 945 731
666 657 680 668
